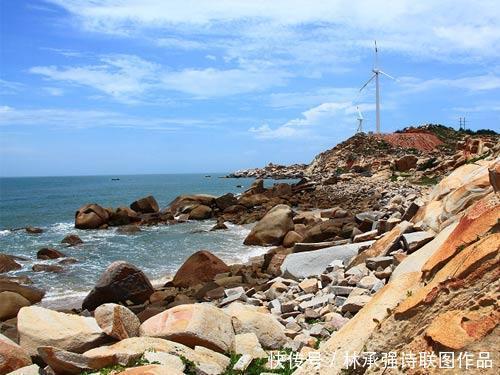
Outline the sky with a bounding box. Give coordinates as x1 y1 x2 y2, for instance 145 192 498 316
0 0 499 177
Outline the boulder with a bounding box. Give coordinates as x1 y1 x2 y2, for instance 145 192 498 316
0 333 32 374
282 231 303 248
6 364 40 375
75 204 110 229
17 306 107 356
280 241 375 279
301 219 344 243
0 279 45 304
237 194 269 208
130 195 159 214
394 155 418 171
94 303 140 340
172 251 229 288
143 351 185 372
243 204 294 246
108 207 140 226
224 302 288 349
61 234 83 246
140 303 235 353
188 205 213 220
37 346 115 375
25 227 43 234
116 225 141 234
168 195 216 216
0 254 21 273
232 333 267 359
32 264 64 273
215 193 238 211
83 337 228 373
401 231 434 253
36 247 66 260
348 221 413 268
0 291 31 320
244 179 265 195
488 159 500 192
82 261 154 311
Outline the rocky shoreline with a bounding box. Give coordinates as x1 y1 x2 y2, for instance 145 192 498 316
1 125 499 374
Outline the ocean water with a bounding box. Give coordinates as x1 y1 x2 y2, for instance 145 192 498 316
0 174 292 304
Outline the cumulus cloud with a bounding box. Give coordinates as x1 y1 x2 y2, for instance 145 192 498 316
249 101 362 139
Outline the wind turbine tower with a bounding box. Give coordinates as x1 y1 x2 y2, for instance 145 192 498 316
359 41 395 134
356 106 364 133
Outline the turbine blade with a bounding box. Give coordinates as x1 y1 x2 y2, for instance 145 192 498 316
359 74 376 92
379 70 396 80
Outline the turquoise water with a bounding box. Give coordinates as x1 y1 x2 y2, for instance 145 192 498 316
0 174 289 303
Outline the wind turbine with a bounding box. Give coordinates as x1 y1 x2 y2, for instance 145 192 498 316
359 40 395 134
356 106 364 133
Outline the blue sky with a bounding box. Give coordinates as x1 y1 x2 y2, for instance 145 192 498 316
0 0 499 177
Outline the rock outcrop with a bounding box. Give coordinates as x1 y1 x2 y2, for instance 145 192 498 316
75 203 110 229
82 261 154 311
172 251 229 288
244 204 294 246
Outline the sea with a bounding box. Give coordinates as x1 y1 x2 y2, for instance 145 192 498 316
0 174 293 307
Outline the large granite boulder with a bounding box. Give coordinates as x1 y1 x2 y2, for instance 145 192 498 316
172 251 229 288
17 306 107 356
36 247 66 260
244 204 294 246
301 219 344 243
0 279 45 304
394 155 418 171
168 195 216 216
75 204 110 229
130 196 159 214
61 234 84 246
215 193 238 211
0 333 32 374
140 303 235 353
84 337 229 373
37 346 115 375
0 291 31 320
94 303 140 340
0 254 22 273
82 261 154 311
280 241 375 279
108 207 140 226
188 205 213 220
223 303 287 349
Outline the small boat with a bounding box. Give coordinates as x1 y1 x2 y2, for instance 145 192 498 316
205 175 211 178
111 178 120 181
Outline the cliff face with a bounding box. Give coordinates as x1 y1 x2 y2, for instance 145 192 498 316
294 156 500 375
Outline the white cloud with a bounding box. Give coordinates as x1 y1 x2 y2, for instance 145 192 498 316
0 105 212 130
46 0 500 65
399 74 500 93
29 53 289 100
249 101 359 139
43 87 64 96
0 79 24 94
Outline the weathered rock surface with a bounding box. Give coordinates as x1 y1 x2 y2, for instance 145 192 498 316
244 204 294 246
84 337 228 374
0 291 30 321
37 346 115 375
61 234 83 246
130 195 159 214
280 241 374 279
140 304 234 353
94 303 140 340
0 279 45 304
36 247 66 260
0 333 32 374
82 261 154 311
75 203 110 229
172 251 229 288
224 302 288 349
0 254 21 274
188 204 213 220
17 306 107 356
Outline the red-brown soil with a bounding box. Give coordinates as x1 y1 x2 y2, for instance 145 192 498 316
380 131 443 152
